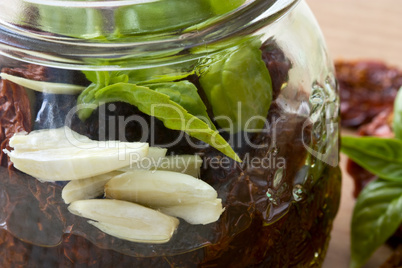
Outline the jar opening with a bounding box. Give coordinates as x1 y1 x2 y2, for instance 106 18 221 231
23 0 164 8
0 0 298 69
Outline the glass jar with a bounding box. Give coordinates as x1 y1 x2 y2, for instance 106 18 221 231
0 0 341 267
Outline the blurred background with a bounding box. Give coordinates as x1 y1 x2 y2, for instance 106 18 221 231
306 0 402 267
308 0 402 68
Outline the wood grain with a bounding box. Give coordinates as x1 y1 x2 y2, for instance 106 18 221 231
305 0 402 267
307 0 402 68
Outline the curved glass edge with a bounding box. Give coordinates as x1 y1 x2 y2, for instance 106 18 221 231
0 0 299 70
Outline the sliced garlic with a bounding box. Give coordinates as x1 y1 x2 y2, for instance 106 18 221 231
159 199 224 225
105 170 217 207
62 171 122 204
68 199 179 244
120 154 203 178
5 127 149 181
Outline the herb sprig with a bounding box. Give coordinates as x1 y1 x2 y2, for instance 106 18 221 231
342 87 402 268
77 71 240 162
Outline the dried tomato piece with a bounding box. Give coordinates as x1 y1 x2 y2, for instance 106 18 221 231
0 64 49 168
346 108 394 198
357 108 394 138
380 245 402 268
2 65 47 81
261 40 292 100
0 78 32 169
336 60 402 127
346 160 376 199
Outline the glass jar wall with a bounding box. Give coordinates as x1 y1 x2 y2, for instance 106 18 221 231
0 0 341 267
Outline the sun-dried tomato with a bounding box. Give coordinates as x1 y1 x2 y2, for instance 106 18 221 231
2 65 47 81
261 40 292 100
357 108 394 138
380 245 402 268
0 78 32 169
0 64 51 169
337 60 402 127
346 108 394 198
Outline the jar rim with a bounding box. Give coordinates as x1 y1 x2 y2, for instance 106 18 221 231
0 0 299 70
22 0 166 8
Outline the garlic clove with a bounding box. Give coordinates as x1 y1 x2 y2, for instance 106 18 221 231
159 199 224 225
68 199 179 244
105 169 217 207
62 171 122 204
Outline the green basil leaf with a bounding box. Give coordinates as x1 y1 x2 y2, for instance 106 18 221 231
148 81 216 130
77 82 240 162
82 71 129 85
113 0 246 37
393 87 402 140
84 68 193 86
77 84 101 121
123 69 193 85
207 0 245 15
114 0 212 36
34 4 104 39
199 40 272 132
82 71 99 84
350 179 402 268
341 136 402 181
29 0 245 40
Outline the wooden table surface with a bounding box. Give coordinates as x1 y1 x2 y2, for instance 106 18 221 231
305 1 402 267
